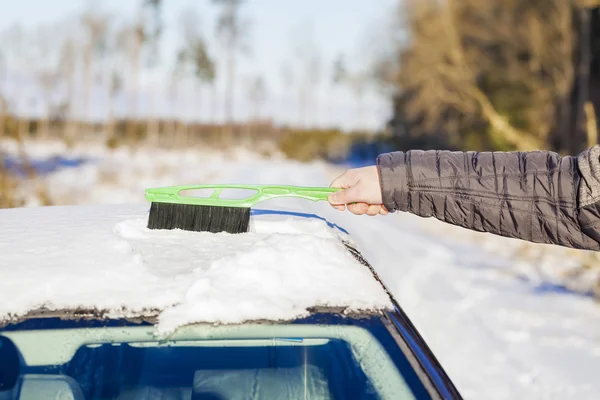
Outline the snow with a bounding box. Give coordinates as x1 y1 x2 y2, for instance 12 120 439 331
4 139 600 399
0 203 392 335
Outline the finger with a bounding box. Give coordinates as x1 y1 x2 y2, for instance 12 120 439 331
348 202 369 215
366 205 380 216
328 172 351 207
379 206 389 215
328 185 361 205
329 171 352 189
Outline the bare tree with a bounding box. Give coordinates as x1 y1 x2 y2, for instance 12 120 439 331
38 70 61 140
329 54 347 128
180 10 216 120
122 0 163 147
176 10 216 146
348 72 368 132
247 75 266 122
144 0 163 147
167 59 183 148
307 50 321 128
291 22 321 128
23 23 63 141
58 39 78 144
213 0 251 126
98 21 128 147
106 71 122 144
575 6 592 152
243 74 266 144
171 48 192 148
192 40 216 121
279 61 294 126
80 9 109 141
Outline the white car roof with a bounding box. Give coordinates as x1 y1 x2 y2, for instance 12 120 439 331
0 203 392 334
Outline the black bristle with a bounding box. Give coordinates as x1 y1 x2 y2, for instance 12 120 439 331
148 202 250 234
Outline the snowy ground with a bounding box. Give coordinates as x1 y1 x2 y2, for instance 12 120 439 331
3 139 600 399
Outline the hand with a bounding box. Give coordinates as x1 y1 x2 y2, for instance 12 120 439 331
328 165 388 216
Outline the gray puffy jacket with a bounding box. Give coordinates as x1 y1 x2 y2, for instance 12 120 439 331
376 146 600 251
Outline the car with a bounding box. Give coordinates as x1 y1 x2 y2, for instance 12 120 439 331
0 203 462 400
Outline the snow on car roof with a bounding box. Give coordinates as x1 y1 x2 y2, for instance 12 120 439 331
0 203 392 334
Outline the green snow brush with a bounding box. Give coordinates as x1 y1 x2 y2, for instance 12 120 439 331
145 184 341 234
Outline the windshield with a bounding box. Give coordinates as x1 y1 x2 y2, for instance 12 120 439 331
0 314 432 400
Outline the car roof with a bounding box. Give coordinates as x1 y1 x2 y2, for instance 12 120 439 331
0 203 392 334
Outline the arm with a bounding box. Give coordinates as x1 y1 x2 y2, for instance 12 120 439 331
376 146 600 251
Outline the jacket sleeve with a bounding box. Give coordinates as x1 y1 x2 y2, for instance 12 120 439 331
376 146 600 251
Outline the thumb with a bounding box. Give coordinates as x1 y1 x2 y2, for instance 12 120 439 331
328 186 360 205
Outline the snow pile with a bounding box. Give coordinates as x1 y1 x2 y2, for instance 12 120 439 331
0 204 392 334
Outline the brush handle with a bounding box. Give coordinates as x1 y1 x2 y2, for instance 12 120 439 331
145 184 341 208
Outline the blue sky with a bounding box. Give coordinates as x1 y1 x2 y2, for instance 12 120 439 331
0 0 398 130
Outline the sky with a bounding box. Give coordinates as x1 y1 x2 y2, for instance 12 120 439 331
0 0 399 131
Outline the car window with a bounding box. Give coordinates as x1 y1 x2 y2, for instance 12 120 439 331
0 315 432 400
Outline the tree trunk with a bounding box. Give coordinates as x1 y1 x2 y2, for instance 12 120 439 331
355 91 364 132
550 4 576 154
298 84 307 129
106 91 116 145
327 85 336 129
18 114 30 144
64 68 76 147
127 36 142 149
245 120 252 147
176 120 188 148
311 91 317 129
224 48 235 143
194 86 203 146
210 83 217 124
41 108 50 141
197 84 203 124
586 101 598 147
40 86 52 141
82 47 93 143
168 78 179 148
147 90 160 147
575 8 592 154
168 119 176 148
225 49 235 124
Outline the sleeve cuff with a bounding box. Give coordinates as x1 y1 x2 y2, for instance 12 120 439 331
376 151 409 213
